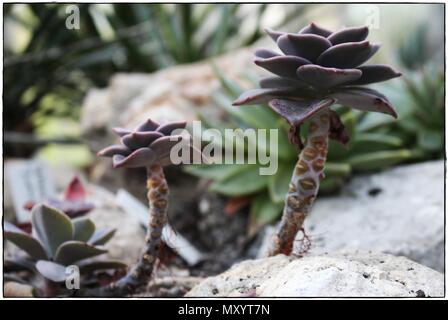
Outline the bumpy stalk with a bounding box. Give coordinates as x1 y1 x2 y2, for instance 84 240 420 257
84 164 168 297
268 110 330 256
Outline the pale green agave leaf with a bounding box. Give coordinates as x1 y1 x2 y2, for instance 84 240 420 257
209 165 269 196
268 162 294 203
184 163 249 182
88 228 116 246
36 260 67 283
249 192 283 235
31 204 74 258
417 129 443 153
54 241 107 266
319 177 346 194
4 222 48 260
72 217 96 242
348 149 413 172
324 162 352 177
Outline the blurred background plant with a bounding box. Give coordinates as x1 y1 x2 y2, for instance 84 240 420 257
3 3 307 161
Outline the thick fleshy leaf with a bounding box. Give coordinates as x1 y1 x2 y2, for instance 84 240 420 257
254 48 280 59
31 205 73 258
317 41 379 69
156 121 187 135
327 26 369 45
349 64 401 85
54 241 107 265
122 131 163 149
329 87 397 118
264 28 285 41
232 88 293 106
150 135 183 159
297 65 362 88
259 76 310 90
72 218 95 242
254 55 311 79
112 127 131 137
277 34 331 62
112 147 156 168
36 260 67 282
136 118 159 132
97 144 131 157
88 228 116 246
268 98 336 128
4 222 47 260
78 260 127 273
45 199 94 218
63 177 86 201
299 23 332 37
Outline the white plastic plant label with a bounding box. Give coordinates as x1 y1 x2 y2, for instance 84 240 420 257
6 160 56 223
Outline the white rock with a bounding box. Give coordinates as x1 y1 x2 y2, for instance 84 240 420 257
187 251 444 297
87 185 145 265
259 161 444 272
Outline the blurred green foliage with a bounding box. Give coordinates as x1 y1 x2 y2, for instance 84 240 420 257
4 3 307 135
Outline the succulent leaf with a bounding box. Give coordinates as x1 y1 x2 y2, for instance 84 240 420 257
63 177 86 201
88 228 116 246
327 26 369 45
299 23 332 37
277 33 331 62
329 87 397 118
4 222 47 260
54 241 107 265
249 193 283 235
31 205 74 258
268 98 336 129
209 165 269 196
317 40 376 69
296 65 362 88
72 218 96 242
121 132 164 149
254 55 311 79
350 65 401 85
36 260 67 283
112 147 156 168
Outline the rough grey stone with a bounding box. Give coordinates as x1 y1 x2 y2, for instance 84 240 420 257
187 251 444 297
259 161 444 272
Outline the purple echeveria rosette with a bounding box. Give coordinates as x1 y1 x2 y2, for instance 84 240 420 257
97 119 187 168
233 23 402 141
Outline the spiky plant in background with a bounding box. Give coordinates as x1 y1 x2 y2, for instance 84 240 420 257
95 118 202 296
5 205 124 297
232 23 401 256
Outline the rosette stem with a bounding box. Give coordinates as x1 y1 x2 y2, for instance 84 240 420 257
268 110 330 256
83 164 169 297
